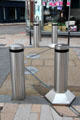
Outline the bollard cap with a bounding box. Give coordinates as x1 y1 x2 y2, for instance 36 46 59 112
9 44 24 52
55 44 69 52
52 23 58 26
33 22 39 26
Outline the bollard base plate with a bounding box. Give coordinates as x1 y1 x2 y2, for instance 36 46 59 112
45 89 75 105
48 44 56 49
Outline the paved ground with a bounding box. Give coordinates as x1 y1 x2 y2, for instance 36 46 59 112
0 46 80 119
0 96 80 120
0 24 80 119
0 48 10 88
0 24 26 35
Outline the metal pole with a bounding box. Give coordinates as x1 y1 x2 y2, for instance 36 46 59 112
38 21 41 41
33 22 40 47
45 44 75 105
68 29 70 45
67 0 72 45
9 44 25 100
52 23 58 44
29 27 32 45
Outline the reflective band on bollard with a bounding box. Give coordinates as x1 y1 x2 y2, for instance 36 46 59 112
9 44 25 100
45 44 75 105
33 22 40 48
52 23 58 44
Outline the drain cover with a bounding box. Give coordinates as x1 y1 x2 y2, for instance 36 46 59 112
26 53 40 59
25 66 38 75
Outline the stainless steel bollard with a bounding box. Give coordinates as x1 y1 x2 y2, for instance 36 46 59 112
52 23 58 44
45 44 75 105
33 22 40 47
38 21 41 41
9 44 25 100
54 44 68 93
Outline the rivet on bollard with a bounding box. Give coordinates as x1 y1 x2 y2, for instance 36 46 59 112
45 44 75 105
9 44 25 100
52 23 58 44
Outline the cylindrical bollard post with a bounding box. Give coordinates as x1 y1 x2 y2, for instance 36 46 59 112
33 22 40 47
52 23 58 44
38 21 41 41
9 44 25 100
54 44 69 93
45 44 75 105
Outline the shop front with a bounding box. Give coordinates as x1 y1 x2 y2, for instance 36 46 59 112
25 0 80 36
0 0 25 23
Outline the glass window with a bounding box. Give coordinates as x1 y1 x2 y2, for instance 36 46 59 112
71 0 80 8
19 7 25 20
8 7 15 21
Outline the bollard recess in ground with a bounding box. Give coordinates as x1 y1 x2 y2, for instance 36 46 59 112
52 23 58 44
33 22 40 48
9 44 25 100
45 44 75 105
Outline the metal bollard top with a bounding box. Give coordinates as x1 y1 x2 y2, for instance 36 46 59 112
55 44 69 52
52 23 58 26
9 44 24 52
33 22 39 26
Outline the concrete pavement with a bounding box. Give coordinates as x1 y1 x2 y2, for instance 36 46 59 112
0 28 80 119
0 48 10 88
0 46 80 119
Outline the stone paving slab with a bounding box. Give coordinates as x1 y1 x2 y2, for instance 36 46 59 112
0 48 10 88
0 96 80 120
40 105 53 120
53 105 77 117
72 105 80 113
1 104 19 120
29 113 39 120
71 96 80 114
31 104 41 113
14 104 32 120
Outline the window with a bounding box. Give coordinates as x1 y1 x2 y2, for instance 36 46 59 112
8 7 15 21
19 7 25 20
71 0 80 8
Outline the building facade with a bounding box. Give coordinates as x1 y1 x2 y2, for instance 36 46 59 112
25 0 80 33
0 0 25 23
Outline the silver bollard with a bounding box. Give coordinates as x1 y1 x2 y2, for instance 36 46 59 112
9 44 25 100
52 23 58 44
33 22 40 47
54 44 68 93
38 21 41 41
45 44 75 105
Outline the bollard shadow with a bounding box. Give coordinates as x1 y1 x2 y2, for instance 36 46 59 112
0 95 49 105
70 96 80 115
0 47 10 88
71 96 80 106
32 84 53 96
